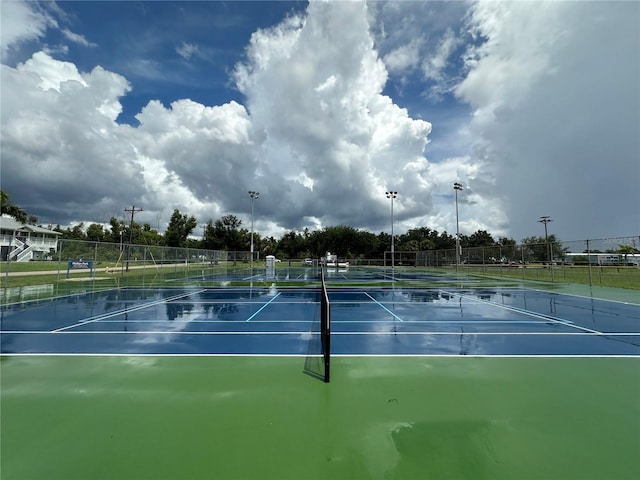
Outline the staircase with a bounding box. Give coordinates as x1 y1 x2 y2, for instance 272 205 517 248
8 237 36 262
16 243 35 262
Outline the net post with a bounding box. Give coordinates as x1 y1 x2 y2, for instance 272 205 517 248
320 266 331 383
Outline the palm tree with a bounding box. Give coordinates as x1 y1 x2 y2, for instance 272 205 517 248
617 244 639 265
0 190 28 223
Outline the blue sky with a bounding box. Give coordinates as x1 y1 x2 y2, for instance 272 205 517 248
1 0 639 243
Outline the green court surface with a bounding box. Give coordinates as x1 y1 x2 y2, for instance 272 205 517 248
2 355 639 480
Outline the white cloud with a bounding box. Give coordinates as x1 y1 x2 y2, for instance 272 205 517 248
383 39 421 74
176 42 199 60
61 28 96 48
18 51 87 91
1 52 138 221
0 0 56 57
234 0 433 232
454 0 640 240
422 28 459 82
2 0 636 244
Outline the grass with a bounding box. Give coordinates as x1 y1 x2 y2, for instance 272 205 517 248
457 264 640 289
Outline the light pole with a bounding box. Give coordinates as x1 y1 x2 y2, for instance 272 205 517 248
248 191 259 269
385 191 398 271
454 182 463 272
124 205 142 272
538 216 553 279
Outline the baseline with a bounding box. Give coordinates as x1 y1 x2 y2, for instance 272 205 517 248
441 289 604 335
51 290 206 333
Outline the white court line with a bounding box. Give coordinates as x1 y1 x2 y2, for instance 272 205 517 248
51 290 207 333
36 331 640 336
333 331 639 336
364 292 404 322
87 319 544 324
521 286 640 306
245 292 282 321
241 274 263 280
3 353 639 358
440 289 605 335
70 319 316 323
5 330 638 337
42 331 319 335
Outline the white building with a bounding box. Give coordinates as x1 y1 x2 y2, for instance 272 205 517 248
0 215 62 262
564 252 640 266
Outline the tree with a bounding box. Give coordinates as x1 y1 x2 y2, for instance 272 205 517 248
279 230 304 258
398 227 438 251
617 244 639 265
203 215 245 251
60 223 87 240
466 230 495 247
435 231 456 250
355 231 380 258
165 209 198 247
498 237 517 246
106 217 124 244
86 223 106 242
306 225 361 258
521 235 563 263
0 190 28 223
261 236 279 256
141 223 163 246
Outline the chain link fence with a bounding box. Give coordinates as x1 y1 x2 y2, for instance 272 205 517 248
408 235 640 288
2 239 246 302
3 236 639 303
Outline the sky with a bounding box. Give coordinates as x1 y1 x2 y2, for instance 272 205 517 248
1 0 639 243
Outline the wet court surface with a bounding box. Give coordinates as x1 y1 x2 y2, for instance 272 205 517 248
2 285 639 480
2 286 639 356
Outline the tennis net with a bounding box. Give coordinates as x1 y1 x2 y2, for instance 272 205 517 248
320 266 331 383
304 266 331 383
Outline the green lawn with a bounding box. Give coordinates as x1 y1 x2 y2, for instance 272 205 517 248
459 264 640 289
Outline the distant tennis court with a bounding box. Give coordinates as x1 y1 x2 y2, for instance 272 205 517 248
2 267 639 479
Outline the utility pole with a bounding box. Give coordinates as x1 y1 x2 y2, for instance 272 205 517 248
125 205 143 272
538 216 553 263
538 216 554 282
248 191 259 270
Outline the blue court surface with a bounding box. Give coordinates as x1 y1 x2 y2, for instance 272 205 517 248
2 286 639 356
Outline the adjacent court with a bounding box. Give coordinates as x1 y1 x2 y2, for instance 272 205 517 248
1 275 639 479
2 286 639 356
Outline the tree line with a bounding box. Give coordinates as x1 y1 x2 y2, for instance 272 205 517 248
53 212 522 260
0 189 588 261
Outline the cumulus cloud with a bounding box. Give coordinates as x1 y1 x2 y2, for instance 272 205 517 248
1 0 637 243
234 1 432 233
455 0 640 239
1 52 139 221
0 0 442 237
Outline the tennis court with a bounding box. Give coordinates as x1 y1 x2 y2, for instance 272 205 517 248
2 268 639 479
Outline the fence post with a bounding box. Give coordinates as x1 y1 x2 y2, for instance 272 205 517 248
586 239 593 288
